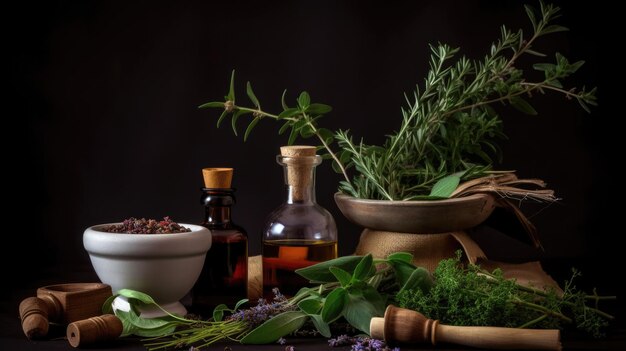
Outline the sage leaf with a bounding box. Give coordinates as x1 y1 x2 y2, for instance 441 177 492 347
386 252 413 263
310 314 331 338
352 254 373 281
240 311 307 344
429 175 460 198
321 287 347 323
399 267 434 295
344 294 381 333
298 298 322 315
388 259 418 287
117 289 156 305
329 267 352 287
296 255 363 282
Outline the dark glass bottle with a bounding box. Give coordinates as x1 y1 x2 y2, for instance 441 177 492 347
192 187 248 315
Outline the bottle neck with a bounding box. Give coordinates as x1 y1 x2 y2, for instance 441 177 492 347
201 188 235 228
279 154 321 205
284 165 317 204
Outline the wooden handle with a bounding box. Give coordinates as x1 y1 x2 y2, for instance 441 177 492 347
373 305 561 351
66 314 123 348
436 324 561 350
19 297 50 339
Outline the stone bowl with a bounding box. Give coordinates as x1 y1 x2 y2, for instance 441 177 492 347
83 223 211 316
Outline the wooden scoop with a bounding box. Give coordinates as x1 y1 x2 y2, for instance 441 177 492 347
19 283 112 339
370 305 561 350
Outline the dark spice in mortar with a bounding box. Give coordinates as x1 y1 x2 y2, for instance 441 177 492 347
103 217 191 234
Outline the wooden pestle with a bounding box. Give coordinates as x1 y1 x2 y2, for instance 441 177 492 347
19 296 61 339
19 283 112 340
370 305 562 350
67 314 123 348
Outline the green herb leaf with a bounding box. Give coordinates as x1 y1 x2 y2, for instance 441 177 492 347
298 297 323 315
231 109 250 136
241 311 307 344
343 293 381 333
321 287 347 323
246 81 260 108
234 298 249 311
117 289 156 305
352 254 373 281
330 267 352 287
278 108 300 119
388 259 418 287
288 126 299 145
216 109 229 128
399 267 433 295
309 314 331 338
429 175 460 198
298 91 311 109
296 255 363 282
307 103 332 115
541 24 569 35
524 4 537 32
509 96 538 115
227 70 236 102
198 101 225 109
244 117 260 142
213 304 229 322
386 252 413 263
281 89 289 110
278 121 291 135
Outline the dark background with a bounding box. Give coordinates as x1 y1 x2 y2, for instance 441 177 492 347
5 0 622 332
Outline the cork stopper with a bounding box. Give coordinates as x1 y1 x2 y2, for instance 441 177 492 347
202 168 233 188
279 146 319 202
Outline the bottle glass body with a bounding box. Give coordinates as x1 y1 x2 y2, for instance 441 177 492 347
262 155 337 297
193 188 248 315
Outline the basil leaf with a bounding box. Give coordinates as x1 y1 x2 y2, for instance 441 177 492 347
321 288 347 323
296 255 363 282
240 311 307 344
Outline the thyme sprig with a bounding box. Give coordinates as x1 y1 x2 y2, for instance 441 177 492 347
396 254 615 338
200 1 596 200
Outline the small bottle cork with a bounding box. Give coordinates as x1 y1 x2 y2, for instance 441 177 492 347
202 168 233 188
66 314 123 348
19 297 50 339
280 146 318 201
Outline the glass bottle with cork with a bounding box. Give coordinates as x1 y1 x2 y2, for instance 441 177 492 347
192 168 248 315
262 146 337 297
